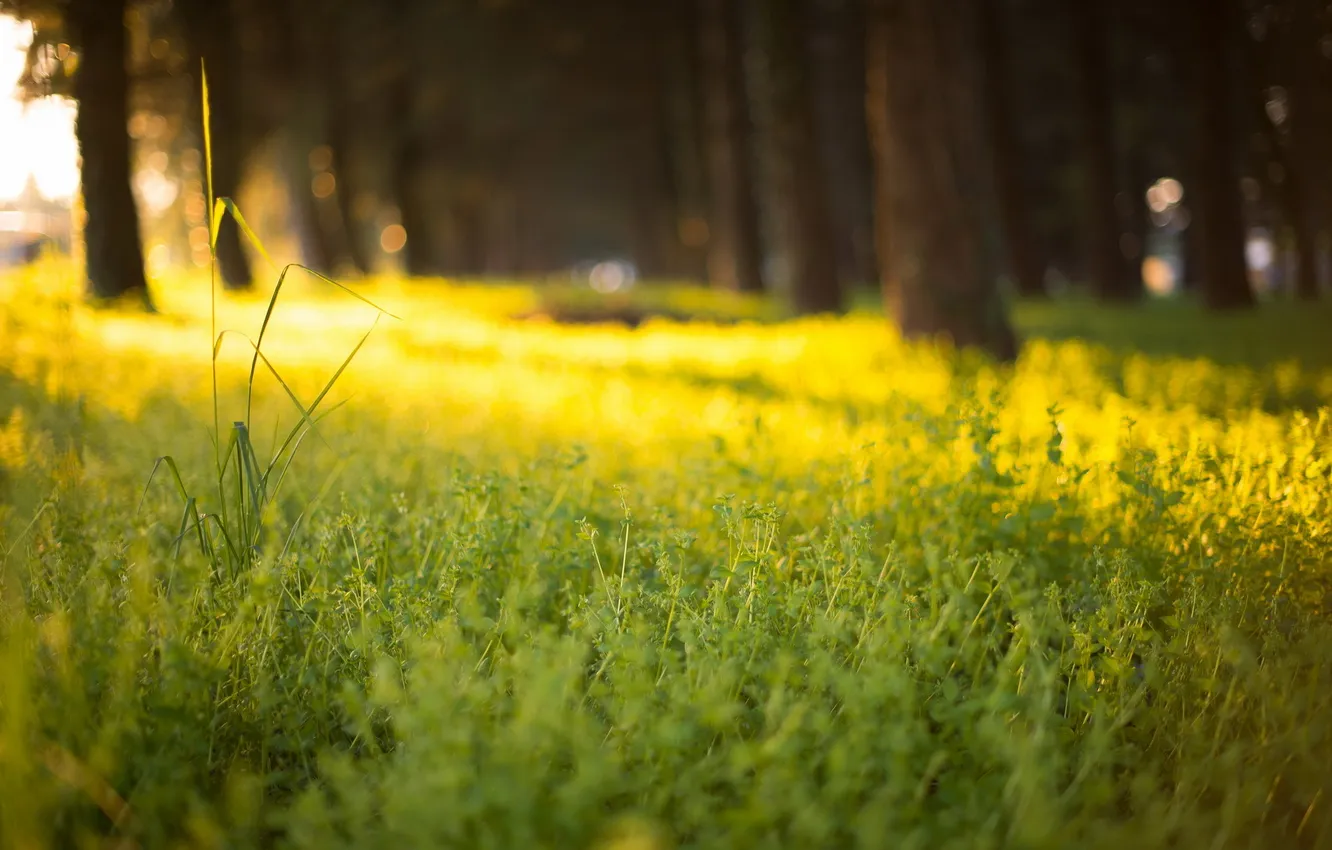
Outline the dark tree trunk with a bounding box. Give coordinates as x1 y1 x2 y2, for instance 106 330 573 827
280 0 359 276
1180 205 1201 291
178 0 254 291
325 136 370 276
979 0 1044 297
294 186 334 276
1122 151 1150 291
768 0 843 314
389 23 436 279
661 1 711 282
1242 0 1316 301
629 113 677 280
1073 1 1136 300
278 116 336 275
628 16 684 282
1285 5 1327 300
865 0 1017 360
1191 0 1254 309
393 144 435 278
810 0 877 289
68 0 151 307
1275 140 1319 300
295 2 371 278
698 0 765 292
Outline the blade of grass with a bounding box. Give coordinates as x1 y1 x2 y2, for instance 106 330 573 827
201 64 221 489
220 199 276 277
138 455 195 516
246 262 399 430
267 399 350 498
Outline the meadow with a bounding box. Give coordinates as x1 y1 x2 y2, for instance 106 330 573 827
1 261 1330 849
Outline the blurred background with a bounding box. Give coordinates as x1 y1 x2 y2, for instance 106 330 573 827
0 0 1328 310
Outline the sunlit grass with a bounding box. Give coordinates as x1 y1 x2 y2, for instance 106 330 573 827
1 257 1330 849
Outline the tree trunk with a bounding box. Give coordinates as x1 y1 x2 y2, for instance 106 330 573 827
979 0 1044 297
1073 1 1136 300
629 116 677 280
1275 140 1319 300
865 0 1017 360
628 20 683 282
1191 0 1254 309
279 0 359 276
661 1 711 282
68 0 152 308
1122 151 1150 291
277 108 339 276
1285 4 1327 300
698 0 765 292
389 51 436 277
296 2 371 278
178 0 254 291
768 0 843 314
810 0 877 289
392 144 436 278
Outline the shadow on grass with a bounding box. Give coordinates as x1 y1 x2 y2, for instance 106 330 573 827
1013 296 1332 371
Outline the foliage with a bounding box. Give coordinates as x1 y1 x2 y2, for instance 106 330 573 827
0 259 1330 849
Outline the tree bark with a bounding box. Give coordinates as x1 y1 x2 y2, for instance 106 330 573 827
275 0 359 276
865 0 1017 360
810 0 877 289
177 0 254 291
293 1 371 277
698 0 765 292
768 0 843 314
389 30 436 278
1191 0 1254 309
1284 3 1327 300
979 0 1044 297
1271 133 1319 300
289 155 335 274
627 12 682 282
1073 1 1136 300
68 0 152 307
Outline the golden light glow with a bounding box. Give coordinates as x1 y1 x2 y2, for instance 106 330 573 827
312 171 336 199
380 223 407 253
1142 256 1176 296
308 145 334 172
0 15 81 203
0 269 1321 509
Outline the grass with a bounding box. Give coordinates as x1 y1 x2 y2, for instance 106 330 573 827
0 254 1330 850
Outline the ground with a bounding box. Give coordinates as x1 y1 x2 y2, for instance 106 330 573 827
1 262 1330 849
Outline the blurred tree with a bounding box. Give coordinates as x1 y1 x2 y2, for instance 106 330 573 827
978 0 1044 297
70 0 150 305
1250 0 1329 300
310 1 372 277
809 0 876 289
1074 0 1138 300
1006 0 1082 290
661 1 711 281
757 0 842 314
865 0 1017 359
175 0 252 290
1190 0 1255 309
388 1 436 278
242 0 360 277
3 0 151 305
698 0 764 292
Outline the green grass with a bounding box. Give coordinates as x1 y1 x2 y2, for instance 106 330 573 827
0 256 1330 849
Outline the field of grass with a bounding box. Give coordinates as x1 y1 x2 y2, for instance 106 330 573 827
1 261 1330 849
